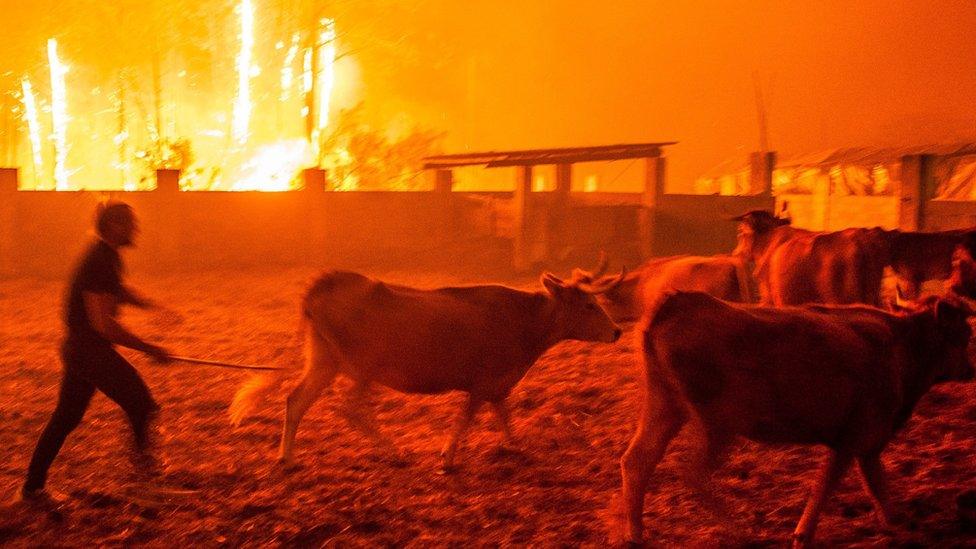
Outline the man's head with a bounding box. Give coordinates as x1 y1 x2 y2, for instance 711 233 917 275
95 200 138 248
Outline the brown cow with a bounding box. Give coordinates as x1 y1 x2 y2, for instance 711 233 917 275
733 210 891 306
230 269 624 470
615 291 974 547
572 254 751 322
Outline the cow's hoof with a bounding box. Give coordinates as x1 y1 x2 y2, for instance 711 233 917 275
607 529 642 547
275 455 299 471
790 531 814 549
436 463 458 475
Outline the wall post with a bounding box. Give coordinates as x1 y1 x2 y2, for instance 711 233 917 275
302 168 329 266
0 168 19 276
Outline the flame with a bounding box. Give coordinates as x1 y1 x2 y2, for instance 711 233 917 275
48 38 69 190
232 0 254 145
281 33 300 102
228 139 310 191
317 18 336 131
20 78 43 185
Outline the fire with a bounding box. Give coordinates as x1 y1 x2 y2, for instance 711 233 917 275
20 78 43 185
228 139 310 191
47 38 69 190
232 0 254 145
281 33 300 102
317 18 337 132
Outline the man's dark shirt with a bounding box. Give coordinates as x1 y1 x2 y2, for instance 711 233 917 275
65 240 123 344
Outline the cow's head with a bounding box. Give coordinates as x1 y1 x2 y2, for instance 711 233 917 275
950 242 976 301
731 209 790 261
570 253 642 322
900 294 975 384
541 268 625 343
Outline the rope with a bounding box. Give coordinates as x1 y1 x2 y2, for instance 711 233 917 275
169 355 283 371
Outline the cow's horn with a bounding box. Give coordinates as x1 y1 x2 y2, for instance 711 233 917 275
578 267 627 294
894 284 911 309
592 251 609 279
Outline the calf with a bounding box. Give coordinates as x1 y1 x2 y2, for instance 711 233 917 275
231 269 624 469
616 291 974 546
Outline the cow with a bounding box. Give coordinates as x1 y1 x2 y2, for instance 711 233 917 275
732 210 891 306
889 229 976 299
571 254 752 322
229 269 624 470
615 291 974 547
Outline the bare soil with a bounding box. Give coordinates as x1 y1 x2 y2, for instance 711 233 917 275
1 268 975 547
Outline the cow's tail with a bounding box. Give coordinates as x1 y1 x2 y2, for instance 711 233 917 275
229 312 307 427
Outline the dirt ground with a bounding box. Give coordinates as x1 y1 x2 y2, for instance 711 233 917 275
1 267 975 547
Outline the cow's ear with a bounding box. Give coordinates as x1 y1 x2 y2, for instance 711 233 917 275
541 273 565 296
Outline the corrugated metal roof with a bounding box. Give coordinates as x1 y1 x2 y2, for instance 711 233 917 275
422 142 677 169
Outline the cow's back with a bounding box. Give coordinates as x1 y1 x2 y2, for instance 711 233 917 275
643 293 894 446
765 228 888 306
303 271 545 398
643 256 750 309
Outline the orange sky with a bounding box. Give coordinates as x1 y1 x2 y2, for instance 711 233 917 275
351 0 976 189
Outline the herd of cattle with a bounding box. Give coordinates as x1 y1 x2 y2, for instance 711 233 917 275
229 209 976 547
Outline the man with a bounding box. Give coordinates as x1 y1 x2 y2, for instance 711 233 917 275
21 200 172 502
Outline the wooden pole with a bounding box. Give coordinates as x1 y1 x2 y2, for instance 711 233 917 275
639 156 666 259
513 165 533 271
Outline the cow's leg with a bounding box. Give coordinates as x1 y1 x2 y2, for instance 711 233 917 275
278 332 337 465
684 421 735 521
489 400 513 447
440 395 482 471
338 380 394 450
792 448 855 548
278 371 335 465
857 451 894 528
616 393 685 544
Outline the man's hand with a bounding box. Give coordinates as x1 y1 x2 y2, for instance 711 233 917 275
146 344 173 365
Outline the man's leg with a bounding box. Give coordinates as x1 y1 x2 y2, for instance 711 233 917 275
81 348 160 461
23 369 96 494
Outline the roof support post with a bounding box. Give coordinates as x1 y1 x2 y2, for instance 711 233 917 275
513 165 533 271
639 155 666 259
749 151 776 197
897 154 931 231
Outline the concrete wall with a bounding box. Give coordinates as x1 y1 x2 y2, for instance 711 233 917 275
0 189 509 277
777 194 900 231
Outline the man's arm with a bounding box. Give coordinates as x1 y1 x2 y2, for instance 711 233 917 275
120 285 155 309
84 292 171 362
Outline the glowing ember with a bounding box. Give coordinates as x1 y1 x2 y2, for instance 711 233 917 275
228 139 310 191
232 0 254 145
48 38 69 190
20 78 43 185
